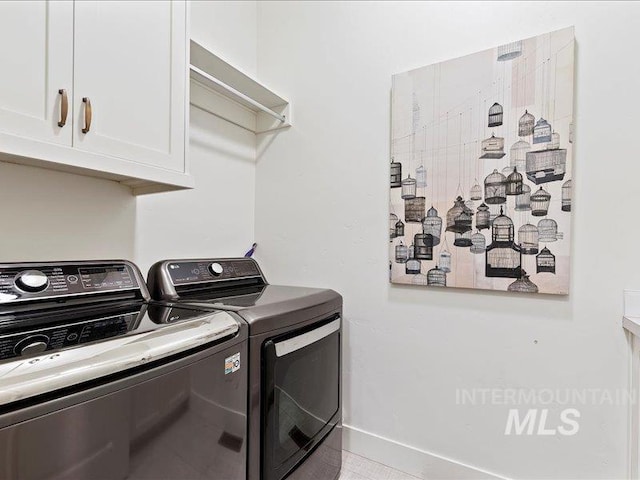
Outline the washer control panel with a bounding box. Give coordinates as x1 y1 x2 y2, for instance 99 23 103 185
0 312 137 360
0 262 140 304
166 259 262 286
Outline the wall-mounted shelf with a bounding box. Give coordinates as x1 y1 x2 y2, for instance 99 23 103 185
189 40 291 134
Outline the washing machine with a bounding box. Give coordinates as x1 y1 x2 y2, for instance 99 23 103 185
0 260 248 480
147 257 343 480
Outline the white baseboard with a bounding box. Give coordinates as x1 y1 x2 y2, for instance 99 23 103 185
343 424 510 480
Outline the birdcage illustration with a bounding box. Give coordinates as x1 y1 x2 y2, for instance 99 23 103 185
486 243 522 278
526 148 567 184
518 110 535 136
427 265 447 287
549 132 560 150
518 223 539 255
476 203 490 230
536 246 556 274
506 168 524 195
497 40 523 61
562 179 572 212
484 169 507 204
395 219 405 237
454 208 473 234
446 196 466 233
470 181 482 201
486 207 521 278
510 140 530 172
533 118 552 144
515 184 531 211
390 213 398 240
488 102 503 127
405 196 425 223
538 218 558 242
507 271 539 293
401 175 417 199
530 187 551 216
470 231 486 254
454 230 472 247
423 206 442 246
405 258 421 275
411 274 429 286
408 243 415 259
414 233 434 260
480 134 506 159
390 158 402 188
439 249 452 273
416 164 427 188
395 241 409 263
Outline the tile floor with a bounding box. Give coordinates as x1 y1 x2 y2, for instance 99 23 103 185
339 451 420 480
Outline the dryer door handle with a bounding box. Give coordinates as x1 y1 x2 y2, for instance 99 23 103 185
274 318 340 357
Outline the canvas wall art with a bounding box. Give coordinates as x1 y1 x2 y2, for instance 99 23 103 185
389 27 574 294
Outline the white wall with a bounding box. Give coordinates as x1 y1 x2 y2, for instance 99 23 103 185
135 1 258 275
0 161 136 262
255 2 640 478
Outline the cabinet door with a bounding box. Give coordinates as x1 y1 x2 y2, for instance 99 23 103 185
0 1 73 145
73 1 186 172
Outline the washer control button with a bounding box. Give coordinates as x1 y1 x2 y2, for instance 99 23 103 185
209 263 224 276
15 270 49 293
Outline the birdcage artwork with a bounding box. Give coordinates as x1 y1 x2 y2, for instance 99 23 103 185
414 233 434 260
427 265 447 286
480 134 506 159
518 223 539 255
408 243 415 259
405 258 421 275
423 206 442 246
506 168 524 196
562 179 572 212
515 184 531 211
395 241 409 263
405 196 426 223
510 140 530 172
401 175 417 199
538 218 558 242
549 132 560 150
533 118 552 144
454 230 472 247
526 148 567 184
530 187 551 216
470 181 482 201
486 243 522 278
411 274 429 286
439 249 452 273
507 271 539 293
446 196 466 233
454 207 473 234
390 158 402 188
416 164 427 188
390 213 398 240
492 207 514 242
518 110 535 136
536 246 556 274
470 231 486 254
497 40 523 61
484 169 507 204
476 203 490 230
395 219 405 237
488 102 503 127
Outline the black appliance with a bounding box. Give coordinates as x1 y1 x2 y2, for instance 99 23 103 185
147 257 343 480
0 260 248 480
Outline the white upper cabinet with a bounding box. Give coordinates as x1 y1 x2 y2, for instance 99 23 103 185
73 1 186 173
0 1 191 194
0 1 73 146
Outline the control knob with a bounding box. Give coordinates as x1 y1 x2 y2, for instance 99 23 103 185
14 270 49 293
14 335 49 356
209 263 224 276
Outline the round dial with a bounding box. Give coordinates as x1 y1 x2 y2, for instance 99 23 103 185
14 335 49 356
14 270 49 293
209 263 224 276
